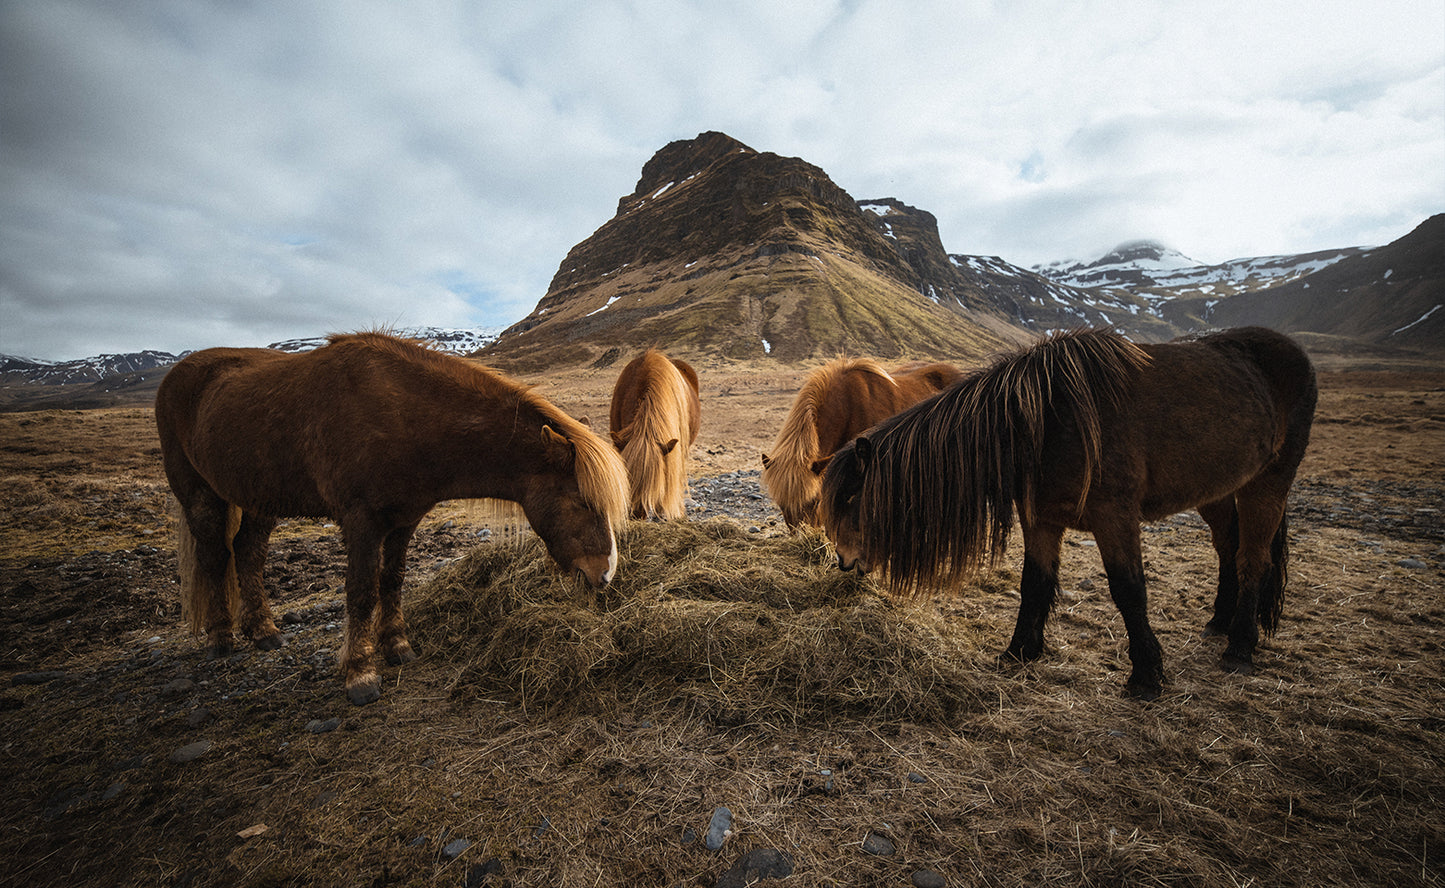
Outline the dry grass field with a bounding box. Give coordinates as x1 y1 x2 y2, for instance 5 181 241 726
0 357 1441 887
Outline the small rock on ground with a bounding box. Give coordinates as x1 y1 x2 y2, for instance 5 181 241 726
715 848 794 888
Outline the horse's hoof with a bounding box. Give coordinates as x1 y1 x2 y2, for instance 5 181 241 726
346 678 382 706
999 645 1042 665
1201 623 1228 639
384 642 418 666
1125 680 1162 702
1221 655 1254 675
254 633 284 651
205 642 234 660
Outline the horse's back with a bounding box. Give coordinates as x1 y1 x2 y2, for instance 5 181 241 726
1111 329 1315 520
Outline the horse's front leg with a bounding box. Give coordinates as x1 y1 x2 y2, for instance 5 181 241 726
1095 522 1164 700
1002 521 1064 664
232 512 281 650
378 522 420 666
339 523 384 705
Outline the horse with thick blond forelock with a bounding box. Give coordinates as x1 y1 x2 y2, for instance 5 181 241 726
761 357 962 529
155 332 629 705
609 348 701 520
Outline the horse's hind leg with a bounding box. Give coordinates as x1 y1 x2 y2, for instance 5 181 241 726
1095 520 1164 700
1003 521 1064 664
1223 484 1290 675
378 522 420 666
339 522 384 705
232 512 281 650
1198 497 1239 637
179 493 241 659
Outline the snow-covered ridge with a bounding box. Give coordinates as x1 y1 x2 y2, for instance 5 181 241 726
1 327 503 387
266 326 502 355
1034 240 1366 293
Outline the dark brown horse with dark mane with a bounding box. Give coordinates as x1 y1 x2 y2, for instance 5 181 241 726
609 348 701 520
819 327 1316 700
155 333 629 705
762 357 963 528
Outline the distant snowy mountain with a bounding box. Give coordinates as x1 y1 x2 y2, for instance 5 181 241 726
1034 240 1368 296
266 326 503 355
0 327 504 387
0 350 181 386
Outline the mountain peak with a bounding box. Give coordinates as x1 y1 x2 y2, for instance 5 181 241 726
1094 240 1199 270
628 131 757 204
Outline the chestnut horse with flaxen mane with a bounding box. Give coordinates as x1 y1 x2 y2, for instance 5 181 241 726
609 348 701 520
820 327 1316 700
155 333 629 705
762 357 962 528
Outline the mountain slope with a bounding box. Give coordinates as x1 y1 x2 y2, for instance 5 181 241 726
481 133 1021 369
1205 214 1444 350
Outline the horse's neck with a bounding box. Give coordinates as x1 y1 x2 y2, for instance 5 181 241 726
444 397 555 502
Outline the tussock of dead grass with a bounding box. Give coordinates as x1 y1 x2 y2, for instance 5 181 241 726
410 519 996 724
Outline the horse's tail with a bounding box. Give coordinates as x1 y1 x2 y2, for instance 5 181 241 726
1258 513 1289 636
618 356 693 520
172 498 241 635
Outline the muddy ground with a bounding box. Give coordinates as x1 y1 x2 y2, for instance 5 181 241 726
0 359 1442 887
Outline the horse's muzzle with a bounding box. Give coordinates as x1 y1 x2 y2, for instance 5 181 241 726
836 553 869 574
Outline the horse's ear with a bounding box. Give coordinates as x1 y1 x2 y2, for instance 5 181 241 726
609 429 626 449
541 425 574 465
809 455 832 476
578 416 592 428
761 452 772 469
660 438 678 456
854 436 874 466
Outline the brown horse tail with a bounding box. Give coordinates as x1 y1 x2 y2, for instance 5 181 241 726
1258 513 1289 636
172 499 242 636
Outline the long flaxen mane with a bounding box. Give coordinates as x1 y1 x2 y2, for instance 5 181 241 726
762 357 894 522
612 350 698 519
833 329 1151 597
347 333 630 531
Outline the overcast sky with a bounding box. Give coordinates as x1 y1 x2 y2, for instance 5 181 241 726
2 1 1442 360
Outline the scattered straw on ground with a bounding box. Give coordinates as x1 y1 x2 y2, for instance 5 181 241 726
410 520 999 724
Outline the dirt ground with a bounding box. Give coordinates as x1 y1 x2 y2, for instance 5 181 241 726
0 358 1442 887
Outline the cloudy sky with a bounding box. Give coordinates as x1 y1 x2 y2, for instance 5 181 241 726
3 1 1442 360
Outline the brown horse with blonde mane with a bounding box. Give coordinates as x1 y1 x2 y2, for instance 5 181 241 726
155 332 629 705
762 357 962 528
608 348 701 520
820 327 1316 700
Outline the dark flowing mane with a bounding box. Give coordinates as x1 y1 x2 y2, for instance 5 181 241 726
833 329 1151 596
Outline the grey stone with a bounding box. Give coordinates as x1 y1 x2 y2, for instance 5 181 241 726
306 717 341 733
862 831 895 857
715 849 794 888
169 740 212 763
704 806 733 851
912 870 947 888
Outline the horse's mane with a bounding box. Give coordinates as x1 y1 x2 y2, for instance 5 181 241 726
842 329 1150 596
327 333 629 528
763 357 894 512
616 350 695 517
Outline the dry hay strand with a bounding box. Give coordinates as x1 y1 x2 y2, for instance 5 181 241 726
409 519 997 724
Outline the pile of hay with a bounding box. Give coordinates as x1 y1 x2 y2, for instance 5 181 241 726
409 520 996 724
